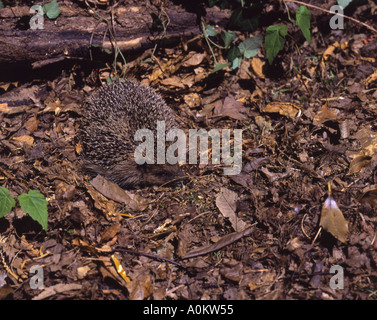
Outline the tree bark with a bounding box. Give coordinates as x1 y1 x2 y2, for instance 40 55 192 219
0 1 230 68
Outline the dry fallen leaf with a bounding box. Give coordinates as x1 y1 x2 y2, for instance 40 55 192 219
75 140 83 154
0 103 10 112
0 103 28 114
358 185 377 208
12 135 34 147
77 266 91 279
86 184 119 220
182 52 206 67
43 99 61 114
286 237 304 252
251 57 266 79
149 68 163 82
184 93 201 108
320 196 349 243
24 116 38 133
111 253 131 283
313 104 339 125
160 76 186 89
0 285 14 300
363 69 377 87
262 102 301 119
346 127 377 173
216 187 247 232
198 98 220 118
32 283 82 300
321 41 340 69
230 172 253 188
126 274 153 300
348 155 372 174
100 222 121 243
90 175 148 211
0 82 16 91
213 96 248 121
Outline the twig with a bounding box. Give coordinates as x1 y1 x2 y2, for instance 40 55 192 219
301 213 310 239
114 247 186 269
187 211 212 224
312 226 322 245
284 0 377 33
201 17 218 65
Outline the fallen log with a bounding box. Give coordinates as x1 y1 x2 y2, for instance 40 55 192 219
0 1 230 69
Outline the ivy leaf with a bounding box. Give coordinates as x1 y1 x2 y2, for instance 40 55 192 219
207 0 220 7
337 0 353 9
18 190 48 230
43 0 61 20
296 5 311 44
265 25 287 64
211 62 231 73
227 46 242 70
227 45 241 60
205 25 217 37
229 7 259 32
238 35 263 59
0 187 15 218
231 56 242 70
221 31 236 48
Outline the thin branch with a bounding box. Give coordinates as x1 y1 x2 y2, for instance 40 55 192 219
114 247 187 269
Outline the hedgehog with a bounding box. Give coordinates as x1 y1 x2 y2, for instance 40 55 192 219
80 79 183 188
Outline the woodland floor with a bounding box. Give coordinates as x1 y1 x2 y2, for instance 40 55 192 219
0 0 377 301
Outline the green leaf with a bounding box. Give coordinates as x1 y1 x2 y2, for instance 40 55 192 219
211 62 231 73
227 45 242 70
296 5 311 44
0 187 15 218
106 76 120 84
205 25 217 37
238 35 263 59
265 25 288 64
231 56 242 70
337 0 353 9
43 0 61 20
207 0 220 7
229 7 259 32
0 1 4 8
227 45 241 62
221 31 236 48
18 190 48 230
